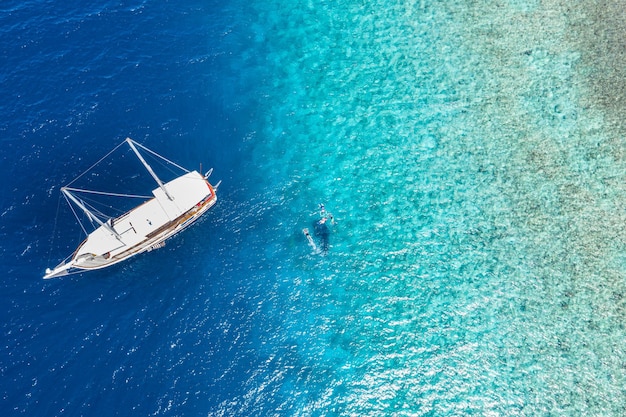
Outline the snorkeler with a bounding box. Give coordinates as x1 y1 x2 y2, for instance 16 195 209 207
303 228 319 253
302 204 337 255
318 203 336 225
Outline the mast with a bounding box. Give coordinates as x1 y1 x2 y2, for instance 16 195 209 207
126 138 173 201
61 188 121 239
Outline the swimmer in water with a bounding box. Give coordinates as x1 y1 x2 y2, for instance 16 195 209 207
319 203 336 225
303 228 319 253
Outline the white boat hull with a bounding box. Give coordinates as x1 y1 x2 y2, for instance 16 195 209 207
44 170 217 279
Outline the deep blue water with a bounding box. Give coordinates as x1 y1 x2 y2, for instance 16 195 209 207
1 1 265 415
4 1 626 416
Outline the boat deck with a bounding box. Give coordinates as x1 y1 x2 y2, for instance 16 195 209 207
75 171 213 260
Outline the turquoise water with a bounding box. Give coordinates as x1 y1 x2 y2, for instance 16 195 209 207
230 1 626 415
3 0 626 415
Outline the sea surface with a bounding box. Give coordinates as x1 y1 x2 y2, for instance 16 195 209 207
2 0 626 416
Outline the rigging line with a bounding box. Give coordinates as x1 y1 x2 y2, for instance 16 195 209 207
77 195 116 225
131 140 190 173
82 200 111 221
79 198 107 219
61 252 73 264
55 249 75 268
145 151 180 176
64 192 89 237
46 192 63 267
63 187 151 199
78 190 131 217
79 195 125 216
83 200 125 217
66 140 128 187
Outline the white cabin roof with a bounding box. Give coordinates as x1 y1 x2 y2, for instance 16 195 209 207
76 171 210 257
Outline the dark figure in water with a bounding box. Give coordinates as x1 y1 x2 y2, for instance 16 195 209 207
314 217 330 254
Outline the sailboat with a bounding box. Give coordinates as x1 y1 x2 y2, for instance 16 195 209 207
43 138 219 279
